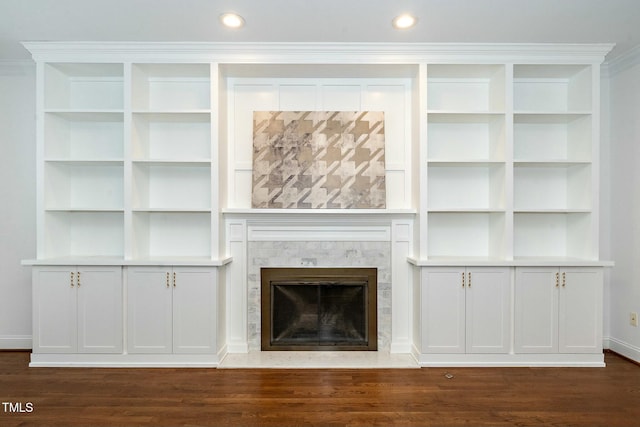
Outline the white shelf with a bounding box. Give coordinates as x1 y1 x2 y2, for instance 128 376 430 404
408 256 613 267
427 64 505 112
22 256 233 267
44 211 124 258
132 211 211 259
44 161 124 211
44 63 124 110
132 64 211 111
514 212 592 259
427 163 505 211
427 212 506 259
427 208 506 213
132 112 211 161
513 64 592 113
44 112 124 160
132 162 211 211
514 113 591 162
427 113 505 162
514 163 591 211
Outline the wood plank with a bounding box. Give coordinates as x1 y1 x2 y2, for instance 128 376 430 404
0 351 638 426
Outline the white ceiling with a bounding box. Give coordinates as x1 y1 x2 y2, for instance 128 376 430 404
1 0 639 62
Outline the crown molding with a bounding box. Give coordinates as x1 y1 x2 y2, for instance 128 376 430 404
21 42 615 64
604 45 640 77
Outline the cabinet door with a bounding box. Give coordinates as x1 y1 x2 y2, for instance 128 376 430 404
465 268 511 353
514 268 559 353
421 267 466 353
127 267 172 353
172 267 217 354
77 267 123 353
32 267 77 353
559 268 603 353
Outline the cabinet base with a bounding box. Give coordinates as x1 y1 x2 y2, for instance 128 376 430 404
29 352 224 368
413 350 605 367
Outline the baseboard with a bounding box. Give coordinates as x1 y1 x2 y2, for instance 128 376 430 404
29 353 221 368
0 335 32 350
607 337 640 364
415 353 605 367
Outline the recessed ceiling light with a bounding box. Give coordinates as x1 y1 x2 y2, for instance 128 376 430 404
220 12 245 29
392 14 417 30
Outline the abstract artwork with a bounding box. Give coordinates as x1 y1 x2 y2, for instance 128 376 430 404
252 111 386 209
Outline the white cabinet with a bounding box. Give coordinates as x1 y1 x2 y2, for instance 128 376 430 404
127 266 218 354
514 267 603 354
421 267 510 354
32 266 122 353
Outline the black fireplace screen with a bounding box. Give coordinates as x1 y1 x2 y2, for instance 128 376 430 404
261 268 377 351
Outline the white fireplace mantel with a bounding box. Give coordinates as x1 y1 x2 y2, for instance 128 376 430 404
221 208 416 218
223 209 416 354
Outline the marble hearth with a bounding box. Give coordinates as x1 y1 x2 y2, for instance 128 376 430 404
222 210 415 366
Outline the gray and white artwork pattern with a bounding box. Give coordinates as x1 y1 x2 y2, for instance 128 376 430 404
252 111 386 209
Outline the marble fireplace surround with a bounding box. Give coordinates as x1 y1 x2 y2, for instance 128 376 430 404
222 210 416 368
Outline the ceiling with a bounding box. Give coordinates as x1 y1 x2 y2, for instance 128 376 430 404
1 0 639 62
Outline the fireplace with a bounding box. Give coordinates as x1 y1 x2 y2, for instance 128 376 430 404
261 267 378 351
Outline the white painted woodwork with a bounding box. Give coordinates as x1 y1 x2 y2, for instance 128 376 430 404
127 266 218 354
421 267 466 353
515 267 603 354
32 267 76 353
465 268 512 353
420 267 510 354
514 268 559 353
172 267 218 354
23 42 613 367
560 268 603 353
127 267 173 353
225 77 412 209
33 266 122 353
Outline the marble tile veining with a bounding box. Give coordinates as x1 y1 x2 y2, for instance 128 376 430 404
247 241 392 352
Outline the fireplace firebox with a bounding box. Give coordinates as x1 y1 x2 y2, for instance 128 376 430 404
261 268 377 351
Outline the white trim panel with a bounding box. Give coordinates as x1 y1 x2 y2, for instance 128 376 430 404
248 225 391 242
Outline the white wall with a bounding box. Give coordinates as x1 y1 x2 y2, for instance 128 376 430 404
600 70 611 346
608 49 640 362
0 61 36 348
226 78 413 209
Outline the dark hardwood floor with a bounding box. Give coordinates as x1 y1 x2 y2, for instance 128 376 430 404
1 351 639 426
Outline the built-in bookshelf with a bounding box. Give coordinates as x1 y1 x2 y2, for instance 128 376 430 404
30 45 607 264
39 61 215 261
425 64 508 260
423 62 598 261
24 42 612 368
41 63 125 259
512 64 596 261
